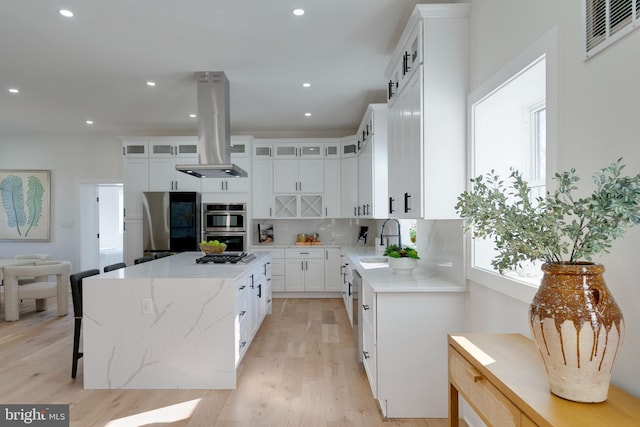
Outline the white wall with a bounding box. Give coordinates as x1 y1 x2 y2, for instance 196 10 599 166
468 0 640 398
0 133 123 270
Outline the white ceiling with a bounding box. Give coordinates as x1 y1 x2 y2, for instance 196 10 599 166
0 0 424 138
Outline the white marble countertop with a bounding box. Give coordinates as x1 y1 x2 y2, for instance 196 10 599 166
340 245 466 293
95 251 269 280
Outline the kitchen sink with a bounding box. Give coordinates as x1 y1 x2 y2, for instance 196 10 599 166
359 256 389 269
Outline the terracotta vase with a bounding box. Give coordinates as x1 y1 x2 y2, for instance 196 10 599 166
529 262 624 402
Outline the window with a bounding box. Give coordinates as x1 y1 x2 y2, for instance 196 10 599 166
469 57 549 283
584 0 640 59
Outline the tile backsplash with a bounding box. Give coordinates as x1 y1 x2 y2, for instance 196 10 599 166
251 218 376 247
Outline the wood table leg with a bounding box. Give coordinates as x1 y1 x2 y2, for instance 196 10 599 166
449 382 459 427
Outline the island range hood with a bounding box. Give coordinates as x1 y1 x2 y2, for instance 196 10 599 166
176 71 247 178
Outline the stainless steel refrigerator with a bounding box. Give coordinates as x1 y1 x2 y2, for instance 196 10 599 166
142 192 201 255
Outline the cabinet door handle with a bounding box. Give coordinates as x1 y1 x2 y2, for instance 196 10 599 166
348 282 352 296
240 341 247 348
388 80 394 99
363 350 370 360
301 261 304 271
389 197 395 214
305 260 308 270
258 284 262 298
299 181 302 192
362 304 369 311
239 310 246 316
404 192 411 213
354 206 357 217
239 285 246 290
357 206 361 216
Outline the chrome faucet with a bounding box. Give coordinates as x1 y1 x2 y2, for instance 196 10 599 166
380 218 401 248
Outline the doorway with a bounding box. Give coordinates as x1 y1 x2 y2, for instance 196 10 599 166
78 183 123 271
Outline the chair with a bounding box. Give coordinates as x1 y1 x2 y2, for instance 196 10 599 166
14 254 53 285
103 262 126 272
70 268 100 379
134 256 154 264
3 261 71 321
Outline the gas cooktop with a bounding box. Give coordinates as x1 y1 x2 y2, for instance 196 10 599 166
195 252 256 264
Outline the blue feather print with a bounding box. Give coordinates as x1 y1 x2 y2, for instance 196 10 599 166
24 175 44 237
0 175 27 236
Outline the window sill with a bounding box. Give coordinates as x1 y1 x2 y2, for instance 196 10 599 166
466 266 539 305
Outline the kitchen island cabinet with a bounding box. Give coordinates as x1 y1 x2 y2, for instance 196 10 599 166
83 251 271 389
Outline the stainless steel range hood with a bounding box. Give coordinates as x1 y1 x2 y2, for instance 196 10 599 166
176 71 247 178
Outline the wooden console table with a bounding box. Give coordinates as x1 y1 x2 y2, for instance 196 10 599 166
448 333 640 427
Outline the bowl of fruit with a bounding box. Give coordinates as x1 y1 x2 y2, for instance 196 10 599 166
200 240 227 254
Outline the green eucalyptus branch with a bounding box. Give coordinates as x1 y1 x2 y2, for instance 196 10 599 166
455 158 640 273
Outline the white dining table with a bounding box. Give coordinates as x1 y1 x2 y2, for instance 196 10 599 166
0 259 37 282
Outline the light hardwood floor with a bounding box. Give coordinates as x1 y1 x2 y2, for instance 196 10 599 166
0 296 460 426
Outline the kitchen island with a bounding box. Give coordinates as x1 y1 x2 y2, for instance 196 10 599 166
82 251 271 389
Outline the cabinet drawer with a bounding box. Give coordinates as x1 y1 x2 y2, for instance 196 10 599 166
285 248 323 258
449 349 521 427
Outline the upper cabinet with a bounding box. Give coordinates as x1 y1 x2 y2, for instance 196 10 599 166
273 142 324 194
148 137 201 192
386 4 470 219
357 104 388 219
340 136 359 218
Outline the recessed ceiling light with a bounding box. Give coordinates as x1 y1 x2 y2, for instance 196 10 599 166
304 112 312 117
86 120 94 125
189 114 197 118
302 82 311 88
146 81 156 87
8 88 19 94
293 8 305 16
59 9 74 18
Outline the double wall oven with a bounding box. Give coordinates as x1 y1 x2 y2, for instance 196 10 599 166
203 203 247 252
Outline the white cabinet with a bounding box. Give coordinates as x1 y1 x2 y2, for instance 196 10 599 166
386 4 469 219
324 154 341 218
273 142 324 194
357 104 388 219
341 253 353 326
324 248 342 292
274 162 323 193
148 138 201 192
252 142 274 218
122 140 149 158
360 277 465 418
274 194 323 218
284 248 325 292
340 136 358 218
123 157 149 220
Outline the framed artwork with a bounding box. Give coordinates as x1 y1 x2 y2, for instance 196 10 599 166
0 170 51 241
